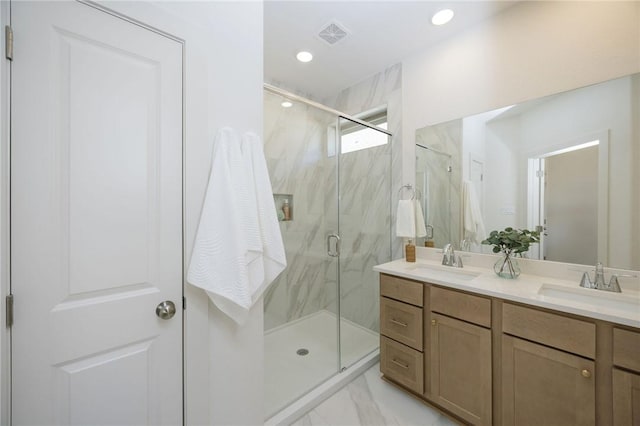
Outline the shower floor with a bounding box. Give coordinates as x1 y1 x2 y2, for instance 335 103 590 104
264 310 379 418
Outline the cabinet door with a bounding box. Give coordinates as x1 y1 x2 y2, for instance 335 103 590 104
613 368 640 425
430 313 492 425
502 335 595 426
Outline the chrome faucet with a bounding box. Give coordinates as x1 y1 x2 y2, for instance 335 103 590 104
579 262 628 293
442 243 463 268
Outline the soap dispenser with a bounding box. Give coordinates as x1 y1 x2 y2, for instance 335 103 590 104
282 198 291 221
405 239 416 263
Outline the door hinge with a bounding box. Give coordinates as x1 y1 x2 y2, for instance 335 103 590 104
182 296 186 310
536 169 544 178
6 294 13 327
5 25 13 61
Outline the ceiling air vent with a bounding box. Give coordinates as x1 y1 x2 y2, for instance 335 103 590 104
317 21 349 45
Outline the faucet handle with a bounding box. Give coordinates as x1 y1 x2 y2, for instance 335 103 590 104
579 271 594 289
607 275 622 292
607 273 638 293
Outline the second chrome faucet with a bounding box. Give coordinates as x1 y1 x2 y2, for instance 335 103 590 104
442 244 463 268
578 262 635 293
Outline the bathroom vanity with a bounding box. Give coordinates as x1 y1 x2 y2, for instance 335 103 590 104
374 252 640 426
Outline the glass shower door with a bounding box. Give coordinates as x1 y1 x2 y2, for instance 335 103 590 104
262 91 341 417
263 90 393 418
337 117 392 370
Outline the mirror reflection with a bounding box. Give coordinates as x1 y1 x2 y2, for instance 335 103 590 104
415 73 640 270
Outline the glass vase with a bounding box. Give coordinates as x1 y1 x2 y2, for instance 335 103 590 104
494 252 521 279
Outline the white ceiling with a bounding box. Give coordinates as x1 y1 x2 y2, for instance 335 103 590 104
265 1 519 101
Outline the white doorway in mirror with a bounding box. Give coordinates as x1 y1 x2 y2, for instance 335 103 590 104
527 133 608 265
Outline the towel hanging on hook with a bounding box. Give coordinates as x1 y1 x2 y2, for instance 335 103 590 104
397 184 416 200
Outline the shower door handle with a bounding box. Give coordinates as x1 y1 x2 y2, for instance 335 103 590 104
327 234 341 257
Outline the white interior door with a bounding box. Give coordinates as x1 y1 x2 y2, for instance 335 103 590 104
544 146 598 265
11 2 183 424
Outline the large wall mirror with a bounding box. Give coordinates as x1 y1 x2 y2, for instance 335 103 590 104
415 73 639 271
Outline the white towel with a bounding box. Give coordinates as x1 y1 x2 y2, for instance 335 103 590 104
187 128 251 323
414 200 427 238
462 180 486 245
396 200 416 238
242 132 287 301
187 128 286 325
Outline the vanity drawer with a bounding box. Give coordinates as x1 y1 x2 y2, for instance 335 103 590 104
380 274 424 307
380 297 423 350
430 286 491 328
613 327 640 372
380 336 424 394
503 303 596 359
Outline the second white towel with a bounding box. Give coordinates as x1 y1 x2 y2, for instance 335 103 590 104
415 200 427 238
396 200 416 238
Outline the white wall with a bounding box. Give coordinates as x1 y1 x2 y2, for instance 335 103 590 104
0 1 265 425
403 0 640 186
483 115 522 235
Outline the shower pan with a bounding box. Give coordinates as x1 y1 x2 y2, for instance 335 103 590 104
262 86 392 420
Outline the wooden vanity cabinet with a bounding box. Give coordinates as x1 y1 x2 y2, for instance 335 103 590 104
429 286 492 425
378 272 640 426
612 327 640 425
502 303 596 426
379 274 424 394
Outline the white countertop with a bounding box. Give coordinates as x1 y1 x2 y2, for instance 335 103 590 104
374 258 640 328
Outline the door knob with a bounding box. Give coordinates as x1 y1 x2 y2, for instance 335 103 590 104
156 301 176 320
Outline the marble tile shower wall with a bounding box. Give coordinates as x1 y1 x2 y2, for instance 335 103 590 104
263 63 402 333
263 93 338 330
415 121 462 249
325 64 402 332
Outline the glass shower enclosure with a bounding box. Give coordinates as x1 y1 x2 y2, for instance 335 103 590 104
415 143 453 248
262 88 392 418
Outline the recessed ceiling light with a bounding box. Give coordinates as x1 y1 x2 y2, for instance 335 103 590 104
281 101 293 108
296 51 313 63
432 9 454 26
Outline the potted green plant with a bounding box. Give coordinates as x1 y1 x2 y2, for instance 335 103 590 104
482 227 540 279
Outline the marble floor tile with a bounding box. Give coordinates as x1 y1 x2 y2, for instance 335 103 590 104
289 363 459 426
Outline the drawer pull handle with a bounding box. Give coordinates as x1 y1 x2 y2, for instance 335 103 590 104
390 318 408 327
391 359 409 369
581 369 592 378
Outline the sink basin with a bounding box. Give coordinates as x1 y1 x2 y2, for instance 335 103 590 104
537 283 640 313
405 264 481 282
